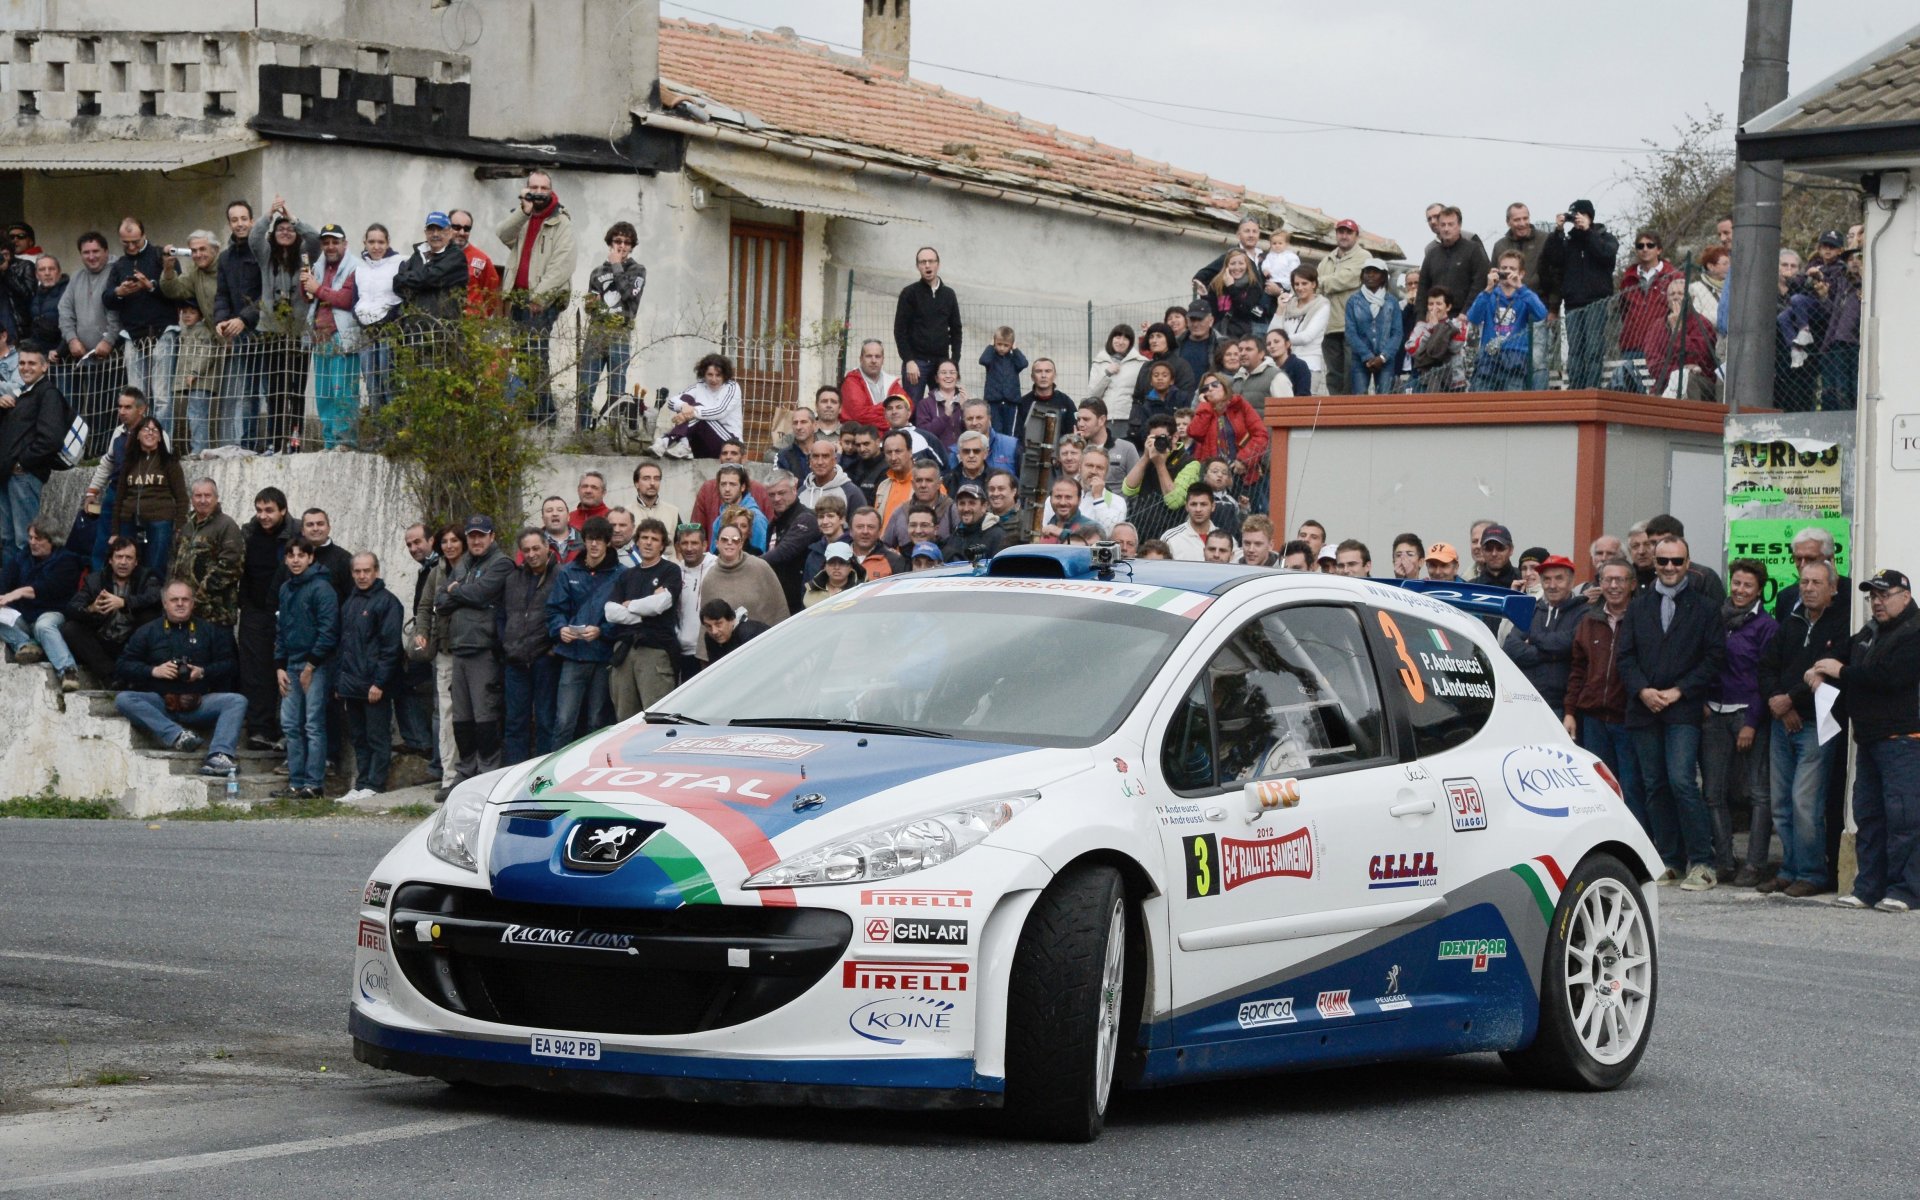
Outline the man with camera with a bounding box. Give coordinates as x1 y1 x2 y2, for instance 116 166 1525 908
113 579 245 778
1540 201 1620 389
1120 413 1203 544
495 172 578 423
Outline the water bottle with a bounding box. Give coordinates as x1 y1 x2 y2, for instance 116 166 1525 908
225 765 239 804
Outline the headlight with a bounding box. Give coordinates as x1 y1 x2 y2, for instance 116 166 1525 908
743 793 1038 889
426 780 490 871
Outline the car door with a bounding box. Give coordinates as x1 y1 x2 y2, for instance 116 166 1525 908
1152 602 1434 1023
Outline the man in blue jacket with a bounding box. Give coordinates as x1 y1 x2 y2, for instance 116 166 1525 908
334 552 404 801
115 580 245 778
1617 535 1727 889
274 538 339 799
547 516 622 743
1343 262 1402 395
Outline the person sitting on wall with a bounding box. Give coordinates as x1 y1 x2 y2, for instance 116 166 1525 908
652 353 743 460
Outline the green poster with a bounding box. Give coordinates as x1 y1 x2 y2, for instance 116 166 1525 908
1726 517 1851 603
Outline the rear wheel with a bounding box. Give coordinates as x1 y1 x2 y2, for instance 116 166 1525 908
1001 866 1129 1142
1502 852 1657 1089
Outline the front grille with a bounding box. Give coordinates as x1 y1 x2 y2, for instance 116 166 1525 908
388 883 852 1036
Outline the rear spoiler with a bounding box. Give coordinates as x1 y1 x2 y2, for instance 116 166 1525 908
1373 579 1538 628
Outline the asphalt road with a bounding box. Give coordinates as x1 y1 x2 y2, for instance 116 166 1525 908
2 818 1916 1199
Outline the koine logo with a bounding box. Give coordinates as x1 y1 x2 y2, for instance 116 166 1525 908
848 996 958 1045
1500 744 1595 817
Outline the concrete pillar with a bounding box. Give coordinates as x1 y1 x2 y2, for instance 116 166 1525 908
862 0 910 74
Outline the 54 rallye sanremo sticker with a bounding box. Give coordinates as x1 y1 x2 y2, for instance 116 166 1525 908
1183 825 1316 898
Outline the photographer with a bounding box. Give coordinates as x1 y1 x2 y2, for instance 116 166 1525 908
113 579 245 778
495 171 577 423
102 218 176 428
1120 413 1202 543
1466 251 1550 392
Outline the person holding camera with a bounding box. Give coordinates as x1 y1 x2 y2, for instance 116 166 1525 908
1540 200 1619 389
578 222 646 432
112 579 245 778
1120 412 1203 543
1466 251 1550 392
103 217 178 429
495 171 577 423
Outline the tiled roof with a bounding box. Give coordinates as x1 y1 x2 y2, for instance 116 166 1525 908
656 19 1400 258
1762 28 1920 131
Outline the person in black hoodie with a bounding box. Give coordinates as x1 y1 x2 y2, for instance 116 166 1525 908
394 211 469 327
0 341 71 569
1539 201 1620 389
499 528 559 766
334 552 404 799
1617 535 1726 888
761 473 819 616
238 487 294 749
1754 559 1850 896
212 200 269 451
1815 570 1920 912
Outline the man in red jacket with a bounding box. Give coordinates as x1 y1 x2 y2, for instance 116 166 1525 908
839 338 905 431
568 471 609 532
1616 229 1681 370
448 210 500 316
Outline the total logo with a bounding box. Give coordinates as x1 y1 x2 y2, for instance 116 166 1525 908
842 960 969 992
1237 997 1297 1029
558 766 799 808
1316 989 1355 1019
862 917 969 946
1500 745 1596 818
848 996 958 1045
1367 851 1439 889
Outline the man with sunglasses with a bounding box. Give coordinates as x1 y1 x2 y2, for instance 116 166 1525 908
394 211 467 323
445 209 500 317
1617 535 1726 890
1616 230 1681 384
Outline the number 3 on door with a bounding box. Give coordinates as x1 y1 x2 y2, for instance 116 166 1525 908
1376 610 1427 704
1184 833 1217 898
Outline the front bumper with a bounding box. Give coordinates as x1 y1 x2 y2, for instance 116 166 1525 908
350 1008 1003 1110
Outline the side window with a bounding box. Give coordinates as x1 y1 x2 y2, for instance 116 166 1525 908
1371 607 1497 756
1161 605 1388 794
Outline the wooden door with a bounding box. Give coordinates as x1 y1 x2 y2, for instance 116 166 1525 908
727 220 802 453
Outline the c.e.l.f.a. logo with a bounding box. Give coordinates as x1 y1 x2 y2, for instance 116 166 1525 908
1500 745 1595 817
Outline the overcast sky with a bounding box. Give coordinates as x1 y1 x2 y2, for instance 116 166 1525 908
659 0 1914 255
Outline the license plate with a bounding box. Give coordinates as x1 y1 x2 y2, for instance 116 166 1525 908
530 1034 601 1061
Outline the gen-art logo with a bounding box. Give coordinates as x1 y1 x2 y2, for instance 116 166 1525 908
862 917 969 945
848 996 957 1045
1500 745 1595 817
1237 997 1297 1029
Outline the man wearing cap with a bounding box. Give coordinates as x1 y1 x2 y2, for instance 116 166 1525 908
1813 571 1920 912
433 514 513 788
1317 219 1372 396
1541 202 1620 389
909 542 944 572
301 223 362 449
940 482 1004 563
1177 302 1219 382
1617 535 1725 888
1424 542 1460 581
445 209 500 317
394 211 468 324
1345 260 1402 395
1503 555 1583 717
1473 524 1519 590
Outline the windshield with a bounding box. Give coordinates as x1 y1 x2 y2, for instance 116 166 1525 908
663 585 1194 747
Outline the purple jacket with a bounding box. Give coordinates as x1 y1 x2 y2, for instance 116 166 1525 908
912 391 965 450
1714 607 1779 728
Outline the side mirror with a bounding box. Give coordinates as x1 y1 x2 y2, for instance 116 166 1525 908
1245 777 1300 822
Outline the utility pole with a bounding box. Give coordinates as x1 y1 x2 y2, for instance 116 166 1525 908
1726 0 1792 415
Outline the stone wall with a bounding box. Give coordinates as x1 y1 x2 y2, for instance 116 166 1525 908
0 666 206 815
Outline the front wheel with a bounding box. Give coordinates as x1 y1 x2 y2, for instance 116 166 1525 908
1501 853 1657 1089
1001 866 1130 1142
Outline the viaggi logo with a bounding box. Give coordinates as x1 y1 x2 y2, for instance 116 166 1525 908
1500 744 1594 817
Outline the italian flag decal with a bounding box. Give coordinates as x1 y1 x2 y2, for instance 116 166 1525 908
1135 587 1214 620
1426 628 1453 651
1510 854 1567 922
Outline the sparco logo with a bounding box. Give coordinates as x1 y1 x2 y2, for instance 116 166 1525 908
1500 745 1594 817
1237 997 1297 1029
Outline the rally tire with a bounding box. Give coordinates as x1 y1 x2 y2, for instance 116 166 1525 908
1001 866 1130 1142
1502 852 1657 1090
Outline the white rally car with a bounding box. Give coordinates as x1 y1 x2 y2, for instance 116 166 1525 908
352 545 1660 1141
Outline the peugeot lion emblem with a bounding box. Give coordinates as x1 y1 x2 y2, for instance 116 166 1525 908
563 817 660 872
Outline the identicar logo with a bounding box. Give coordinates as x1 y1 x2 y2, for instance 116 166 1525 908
1438 938 1509 972
1501 744 1596 817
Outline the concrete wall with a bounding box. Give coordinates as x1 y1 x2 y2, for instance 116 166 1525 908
42 450 733 600
0 666 207 815
1600 424 1727 564
1861 173 1920 608
1279 424 1578 568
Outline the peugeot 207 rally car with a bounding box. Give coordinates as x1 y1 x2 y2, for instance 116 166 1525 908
351 545 1661 1141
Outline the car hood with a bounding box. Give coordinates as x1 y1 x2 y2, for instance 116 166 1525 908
485 722 1077 910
